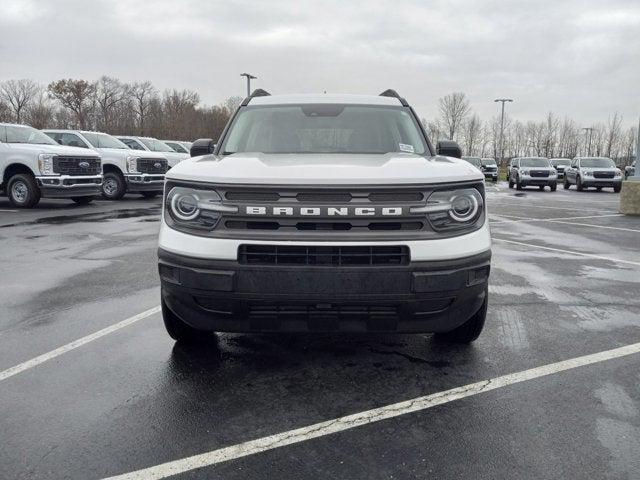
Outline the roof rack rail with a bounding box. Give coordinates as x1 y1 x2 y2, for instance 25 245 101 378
241 88 271 106
379 89 408 107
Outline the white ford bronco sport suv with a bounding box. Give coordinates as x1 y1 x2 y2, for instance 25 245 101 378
44 130 169 200
1 123 102 208
158 90 491 344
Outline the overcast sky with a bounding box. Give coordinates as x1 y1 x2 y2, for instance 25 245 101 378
1 0 639 126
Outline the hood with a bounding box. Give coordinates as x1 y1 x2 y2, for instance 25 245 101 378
6 143 100 157
95 147 167 162
160 151 189 167
167 152 484 185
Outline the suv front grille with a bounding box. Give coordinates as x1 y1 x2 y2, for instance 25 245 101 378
529 170 549 178
238 245 410 266
138 158 168 174
53 156 101 175
593 171 614 179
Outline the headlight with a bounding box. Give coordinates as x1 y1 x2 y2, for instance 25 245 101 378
615 169 622 177
126 155 139 173
165 186 238 231
520 169 529 175
38 153 55 175
410 188 484 231
582 169 593 177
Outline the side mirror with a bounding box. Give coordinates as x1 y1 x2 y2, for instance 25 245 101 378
436 140 462 159
190 138 216 157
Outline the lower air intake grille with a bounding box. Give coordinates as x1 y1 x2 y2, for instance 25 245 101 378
238 245 410 266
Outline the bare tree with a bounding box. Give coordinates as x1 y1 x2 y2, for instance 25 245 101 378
0 79 41 123
47 79 97 129
95 76 128 131
0 99 11 122
224 96 243 114
462 114 482 156
438 92 470 140
605 112 623 158
25 92 56 129
130 81 157 135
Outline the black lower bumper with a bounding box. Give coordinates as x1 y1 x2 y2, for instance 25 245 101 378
37 176 102 198
582 180 622 188
126 175 165 193
158 248 491 334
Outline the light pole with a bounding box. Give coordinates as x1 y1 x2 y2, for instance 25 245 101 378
240 73 257 97
582 127 594 156
494 98 513 168
633 116 640 180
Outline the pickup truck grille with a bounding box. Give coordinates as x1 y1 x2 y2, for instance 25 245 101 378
593 171 615 179
53 156 101 175
483 166 497 172
238 245 410 266
529 170 549 178
138 158 168 174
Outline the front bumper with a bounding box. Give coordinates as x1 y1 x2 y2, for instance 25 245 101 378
36 175 102 198
483 171 498 181
582 178 622 188
158 248 491 334
125 173 165 192
520 175 557 187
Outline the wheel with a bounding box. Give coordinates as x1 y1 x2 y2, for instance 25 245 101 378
71 196 94 205
563 178 570 189
516 176 522 190
434 288 488 343
141 191 159 199
508 176 514 189
7 173 41 208
539 185 545 191
101 171 126 200
596 186 602 192
614 184 621 193
576 176 584 192
550 182 557 192
162 297 207 343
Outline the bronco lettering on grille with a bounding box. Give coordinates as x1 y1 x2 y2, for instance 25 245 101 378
245 206 404 216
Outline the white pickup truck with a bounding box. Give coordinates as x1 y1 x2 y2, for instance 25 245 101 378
1 123 102 207
44 130 169 200
116 135 189 168
157 90 491 346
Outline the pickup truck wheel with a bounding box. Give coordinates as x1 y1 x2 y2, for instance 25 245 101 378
7 174 41 208
102 172 126 200
516 176 522 190
563 178 570 189
434 288 488 344
141 192 158 199
550 182 557 192
71 196 94 205
538 185 544 191
596 186 602 191
614 184 621 193
508 177 514 189
162 297 208 343
576 176 584 191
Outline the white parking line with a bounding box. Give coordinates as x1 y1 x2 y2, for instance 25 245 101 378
0 306 160 382
493 238 640 267
0 209 18 212
102 341 640 480
490 213 623 223
488 203 616 214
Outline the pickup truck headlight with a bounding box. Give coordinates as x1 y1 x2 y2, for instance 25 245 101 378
38 153 56 175
582 169 593 177
166 185 238 230
615 169 622 177
520 169 529 175
411 188 484 231
126 155 139 173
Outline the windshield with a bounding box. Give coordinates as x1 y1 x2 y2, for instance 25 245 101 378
3 125 58 145
481 159 496 166
221 104 428 155
462 157 482 167
521 158 550 167
82 132 129 149
551 159 571 166
139 137 175 153
164 141 188 153
581 158 615 168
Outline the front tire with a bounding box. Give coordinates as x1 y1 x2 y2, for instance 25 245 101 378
516 176 522 190
434 288 488 343
162 297 207 343
102 171 126 200
550 182 557 192
539 185 545 191
508 176 514 189
72 196 94 205
564 178 570 189
614 184 621 193
576 176 584 192
7 173 41 208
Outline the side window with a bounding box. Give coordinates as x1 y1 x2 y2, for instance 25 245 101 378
571 159 578 168
59 133 88 148
0 125 5 143
44 132 62 144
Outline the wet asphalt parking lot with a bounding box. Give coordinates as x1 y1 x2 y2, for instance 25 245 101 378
1 183 639 480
